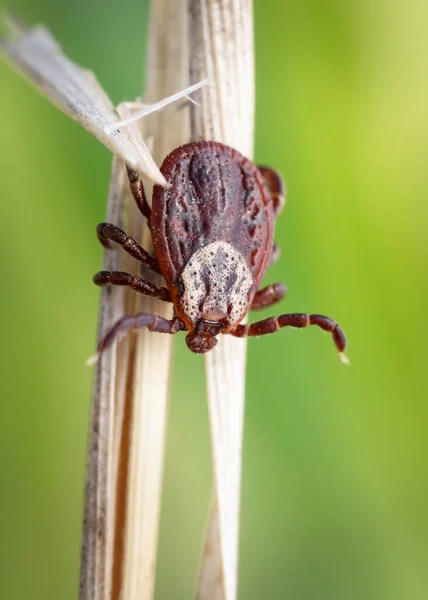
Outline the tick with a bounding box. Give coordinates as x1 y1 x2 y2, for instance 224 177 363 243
93 141 347 358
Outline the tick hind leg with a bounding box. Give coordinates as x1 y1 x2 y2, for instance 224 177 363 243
269 243 280 267
93 270 171 302
95 313 186 355
257 165 286 218
97 222 160 273
231 313 347 359
258 166 285 267
251 283 287 310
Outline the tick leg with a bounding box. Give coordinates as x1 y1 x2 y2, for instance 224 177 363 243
97 222 161 273
269 243 281 266
257 165 286 217
93 270 171 302
251 283 287 310
231 313 346 355
126 166 152 223
258 166 284 266
97 313 186 354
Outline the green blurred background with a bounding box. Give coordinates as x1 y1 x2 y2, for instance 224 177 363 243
1 0 427 598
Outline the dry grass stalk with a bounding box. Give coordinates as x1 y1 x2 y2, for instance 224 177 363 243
188 2 255 599
116 2 193 598
80 155 127 600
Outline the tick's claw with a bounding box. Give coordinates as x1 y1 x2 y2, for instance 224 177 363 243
339 352 350 365
86 352 100 366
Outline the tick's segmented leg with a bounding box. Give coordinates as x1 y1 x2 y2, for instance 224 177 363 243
257 165 286 217
93 271 171 302
97 222 161 273
251 283 287 310
97 314 186 354
231 313 346 355
269 243 281 266
126 166 152 223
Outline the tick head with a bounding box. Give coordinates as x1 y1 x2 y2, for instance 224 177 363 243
185 319 223 354
177 241 254 338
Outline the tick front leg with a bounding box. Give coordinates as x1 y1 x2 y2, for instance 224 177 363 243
96 313 186 355
97 222 160 273
93 270 171 302
257 165 286 217
126 166 152 223
231 313 347 357
251 283 287 310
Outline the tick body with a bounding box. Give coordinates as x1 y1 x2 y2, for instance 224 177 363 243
94 141 347 358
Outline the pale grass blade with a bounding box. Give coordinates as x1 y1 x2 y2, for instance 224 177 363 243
79 155 127 600
189 1 255 599
116 1 192 598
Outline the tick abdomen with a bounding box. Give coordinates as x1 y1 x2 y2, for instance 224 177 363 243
178 241 253 328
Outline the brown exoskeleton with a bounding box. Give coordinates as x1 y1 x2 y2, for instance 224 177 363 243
93 141 347 359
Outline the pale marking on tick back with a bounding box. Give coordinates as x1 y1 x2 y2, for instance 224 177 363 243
179 241 253 327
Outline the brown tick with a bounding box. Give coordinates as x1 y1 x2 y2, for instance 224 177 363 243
93 141 347 359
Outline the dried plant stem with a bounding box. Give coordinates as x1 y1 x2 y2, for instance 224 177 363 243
80 156 127 600
189 2 255 599
113 2 192 599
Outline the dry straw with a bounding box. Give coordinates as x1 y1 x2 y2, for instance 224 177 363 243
188 3 254 599
1 1 254 598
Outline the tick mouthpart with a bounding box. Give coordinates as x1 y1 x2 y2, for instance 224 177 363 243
185 319 224 354
185 332 218 354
